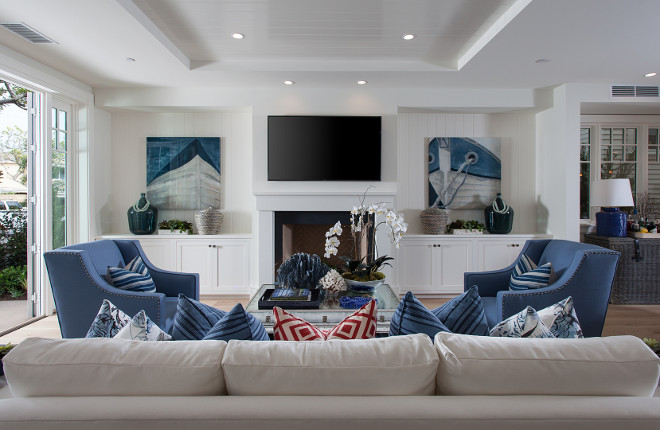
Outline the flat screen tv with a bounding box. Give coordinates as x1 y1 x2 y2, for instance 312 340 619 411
268 115 381 181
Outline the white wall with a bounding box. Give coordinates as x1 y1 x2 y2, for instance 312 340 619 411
106 111 253 235
92 108 112 236
397 110 538 234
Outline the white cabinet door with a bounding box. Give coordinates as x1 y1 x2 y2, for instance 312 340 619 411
137 238 175 271
176 240 215 292
398 241 434 293
477 239 526 271
432 241 471 294
176 239 251 295
398 238 471 295
210 240 250 295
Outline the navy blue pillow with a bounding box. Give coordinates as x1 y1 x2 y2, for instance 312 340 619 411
389 291 450 339
172 294 226 340
203 303 270 341
431 286 489 335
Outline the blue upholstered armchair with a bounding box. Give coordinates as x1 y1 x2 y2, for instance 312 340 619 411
44 239 199 338
465 239 620 337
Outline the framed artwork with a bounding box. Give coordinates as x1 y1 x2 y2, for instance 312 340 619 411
146 137 221 210
428 137 501 209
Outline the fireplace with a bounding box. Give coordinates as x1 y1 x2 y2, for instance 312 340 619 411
274 211 351 276
255 189 396 288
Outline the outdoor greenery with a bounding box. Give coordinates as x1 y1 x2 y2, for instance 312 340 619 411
643 338 660 358
0 125 28 186
0 211 28 299
0 265 27 298
158 219 193 234
0 80 27 112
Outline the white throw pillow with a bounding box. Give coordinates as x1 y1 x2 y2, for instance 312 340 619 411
434 332 660 396
113 310 172 341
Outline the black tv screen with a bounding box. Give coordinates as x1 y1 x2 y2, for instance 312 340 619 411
268 115 381 181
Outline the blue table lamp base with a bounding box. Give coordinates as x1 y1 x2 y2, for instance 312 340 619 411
596 207 628 237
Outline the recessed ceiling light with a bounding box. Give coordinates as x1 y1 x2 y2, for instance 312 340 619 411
401 34 415 40
646 72 657 77
125 57 136 62
535 58 551 64
357 80 368 85
283 80 295 85
232 33 245 39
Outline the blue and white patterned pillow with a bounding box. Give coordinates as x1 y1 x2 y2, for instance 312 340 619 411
431 286 489 335
203 303 269 341
86 299 132 338
537 296 583 338
389 292 450 339
114 310 172 341
172 294 227 340
509 254 552 291
489 306 555 338
107 256 156 293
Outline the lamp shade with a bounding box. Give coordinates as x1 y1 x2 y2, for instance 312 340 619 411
590 179 634 208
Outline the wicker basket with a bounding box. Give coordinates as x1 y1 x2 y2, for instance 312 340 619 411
194 207 223 235
420 207 448 235
584 234 660 304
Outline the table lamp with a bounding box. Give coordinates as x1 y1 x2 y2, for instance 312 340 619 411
590 179 635 237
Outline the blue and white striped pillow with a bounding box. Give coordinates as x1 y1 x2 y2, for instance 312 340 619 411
172 294 227 340
107 256 156 293
509 254 552 291
431 286 489 335
203 303 269 341
389 292 450 339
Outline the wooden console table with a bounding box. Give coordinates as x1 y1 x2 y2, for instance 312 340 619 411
584 234 660 304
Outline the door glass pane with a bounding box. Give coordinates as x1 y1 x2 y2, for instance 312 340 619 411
51 106 68 249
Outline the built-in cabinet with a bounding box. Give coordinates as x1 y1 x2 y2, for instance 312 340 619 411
97 235 252 296
397 234 552 296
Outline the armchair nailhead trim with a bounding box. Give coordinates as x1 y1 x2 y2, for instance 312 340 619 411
500 250 620 321
48 251 161 322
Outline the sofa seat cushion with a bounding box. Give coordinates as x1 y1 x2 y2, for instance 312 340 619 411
434 332 660 396
222 333 438 396
3 337 227 397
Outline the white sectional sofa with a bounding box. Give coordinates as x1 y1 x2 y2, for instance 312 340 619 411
1 333 659 430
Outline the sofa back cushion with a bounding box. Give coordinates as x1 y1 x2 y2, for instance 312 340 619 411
434 332 660 396
222 333 438 396
3 337 227 397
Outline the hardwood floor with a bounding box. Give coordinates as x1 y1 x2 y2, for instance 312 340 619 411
0 298 658 344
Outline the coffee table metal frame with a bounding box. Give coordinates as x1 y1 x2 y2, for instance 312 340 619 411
245 283 400 334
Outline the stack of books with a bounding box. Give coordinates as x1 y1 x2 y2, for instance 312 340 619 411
269 288 312 302
258 287 321 310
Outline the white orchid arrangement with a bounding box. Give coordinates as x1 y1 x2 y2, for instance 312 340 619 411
324 199 407 281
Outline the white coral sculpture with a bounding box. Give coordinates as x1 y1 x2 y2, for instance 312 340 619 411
318 269 347 293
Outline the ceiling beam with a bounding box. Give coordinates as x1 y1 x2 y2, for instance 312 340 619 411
458 0 533 70
114 0 191 69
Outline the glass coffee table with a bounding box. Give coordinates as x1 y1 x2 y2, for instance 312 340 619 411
245 283 400 334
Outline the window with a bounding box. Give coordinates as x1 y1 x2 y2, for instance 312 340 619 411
580 119 660 220
51 106 67 249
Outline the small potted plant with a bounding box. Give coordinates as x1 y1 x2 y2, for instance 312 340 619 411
446 219 485 234
158 219 194 235
0 343 15 376
643 338 660 358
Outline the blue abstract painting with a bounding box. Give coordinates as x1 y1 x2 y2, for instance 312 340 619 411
146 137 221 210
428 137 501 209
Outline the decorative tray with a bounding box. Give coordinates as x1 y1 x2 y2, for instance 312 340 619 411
257 288 321 310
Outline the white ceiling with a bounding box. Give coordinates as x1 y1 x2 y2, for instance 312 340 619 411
0 0 660 92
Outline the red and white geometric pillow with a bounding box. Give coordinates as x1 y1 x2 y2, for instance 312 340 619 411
273 300 378 341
